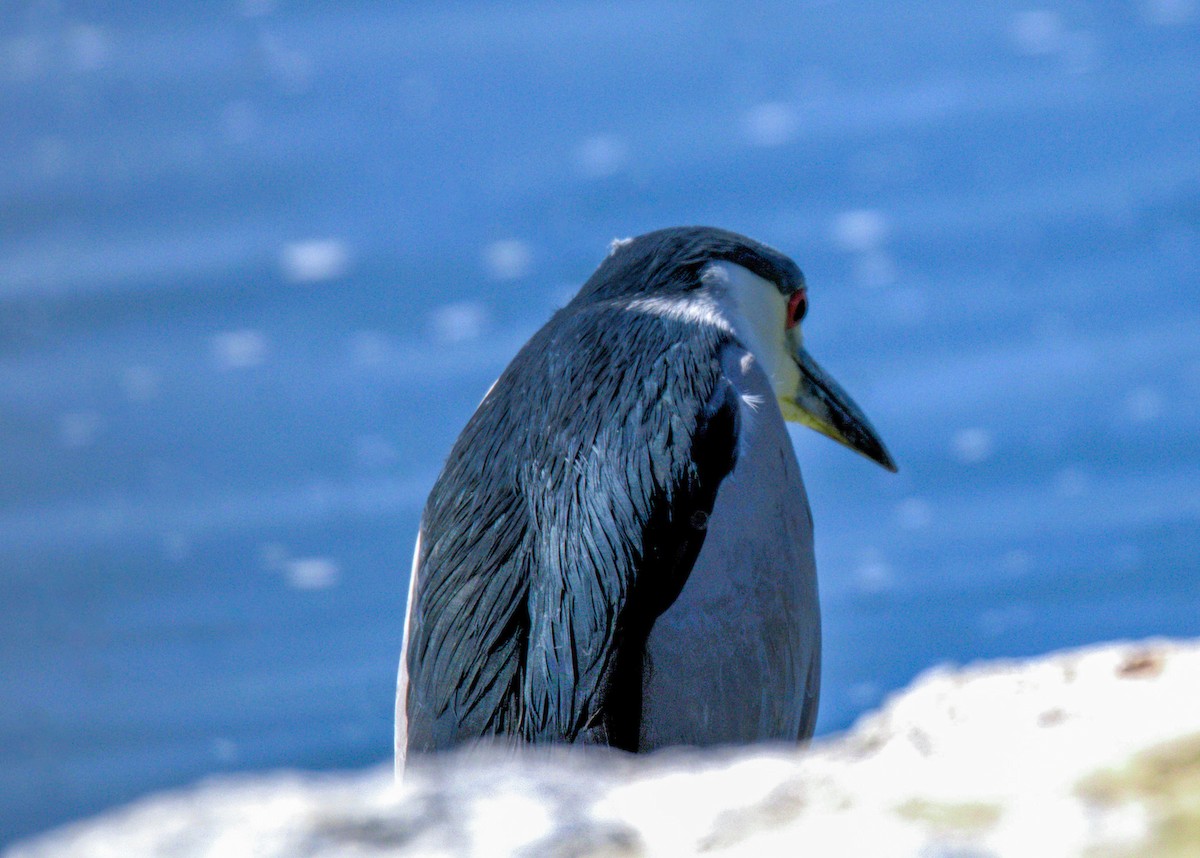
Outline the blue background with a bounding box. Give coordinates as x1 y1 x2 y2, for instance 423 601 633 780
3 0 1198 845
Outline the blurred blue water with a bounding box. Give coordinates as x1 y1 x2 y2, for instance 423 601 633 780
3 0 1199 845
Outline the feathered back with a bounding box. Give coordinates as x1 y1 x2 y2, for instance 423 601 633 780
404 295 740 751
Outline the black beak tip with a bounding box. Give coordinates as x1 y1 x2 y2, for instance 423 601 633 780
864 438 899 473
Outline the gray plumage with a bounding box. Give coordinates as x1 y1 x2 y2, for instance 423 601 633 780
639 341 820 748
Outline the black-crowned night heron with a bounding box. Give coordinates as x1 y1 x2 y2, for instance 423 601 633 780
396 226 895 770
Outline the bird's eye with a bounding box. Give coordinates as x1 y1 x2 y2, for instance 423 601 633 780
786 288 808 329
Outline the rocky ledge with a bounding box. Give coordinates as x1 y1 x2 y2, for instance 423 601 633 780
8 639 1200 857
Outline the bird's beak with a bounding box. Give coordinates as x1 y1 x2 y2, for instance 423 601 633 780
780 346 898 472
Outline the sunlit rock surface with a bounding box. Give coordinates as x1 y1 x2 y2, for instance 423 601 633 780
9 639 1200 858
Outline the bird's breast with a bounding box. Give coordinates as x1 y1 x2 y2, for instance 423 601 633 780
639 345 820 749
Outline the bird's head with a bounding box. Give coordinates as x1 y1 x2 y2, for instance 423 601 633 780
583 226 897 472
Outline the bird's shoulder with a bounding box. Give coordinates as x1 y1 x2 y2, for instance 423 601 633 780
428 300 742 548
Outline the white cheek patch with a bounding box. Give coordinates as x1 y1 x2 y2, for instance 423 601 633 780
615 261 800 404
701 261 798 398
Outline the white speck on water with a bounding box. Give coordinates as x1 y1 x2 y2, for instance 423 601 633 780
742 102 800 147
67 23 109 72
1054 466 1090 498
59 411 104 449
429 301 488 344
1011 10 1064 55
483 239 532 281
280 239 349 283
574 134 628 178
1144 0 1196 25
122 366 160 402
855 548 896 593
951 427 995 464
212 329 268 369
896 497 933 531
1123 387 1164 424
832 209 889 253
284 557 340 590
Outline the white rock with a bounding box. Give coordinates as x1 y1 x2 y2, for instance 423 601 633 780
9 639 1200 857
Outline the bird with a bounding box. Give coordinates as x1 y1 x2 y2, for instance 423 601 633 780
395 226 895 771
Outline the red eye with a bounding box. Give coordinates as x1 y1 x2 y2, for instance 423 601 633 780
786 288 807 329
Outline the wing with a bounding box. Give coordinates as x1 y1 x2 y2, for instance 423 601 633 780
402 453 531 753
400 305 738 754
